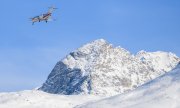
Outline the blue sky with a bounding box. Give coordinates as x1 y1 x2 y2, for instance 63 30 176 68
0 0 179 92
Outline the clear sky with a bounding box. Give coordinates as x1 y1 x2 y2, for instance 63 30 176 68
0 0 179 92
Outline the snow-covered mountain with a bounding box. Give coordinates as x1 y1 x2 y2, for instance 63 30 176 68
77 62 180 108
39 39 180 96
0 39 179 108
1 63 179 108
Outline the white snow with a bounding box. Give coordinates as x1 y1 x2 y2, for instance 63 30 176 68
0 39 179 108
77 63 180 108
1 63 180 108
0 90 102 108
40 39 180 96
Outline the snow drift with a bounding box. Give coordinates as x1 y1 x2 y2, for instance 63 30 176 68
0 90 101 108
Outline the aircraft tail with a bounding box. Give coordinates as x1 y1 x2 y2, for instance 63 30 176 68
48 6 57 13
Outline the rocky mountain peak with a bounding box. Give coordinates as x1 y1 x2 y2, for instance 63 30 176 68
39 39 180 96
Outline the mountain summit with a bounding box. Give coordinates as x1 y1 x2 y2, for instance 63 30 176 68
39 39 179 96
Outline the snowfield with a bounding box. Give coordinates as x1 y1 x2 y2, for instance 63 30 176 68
0 90 102 108
77 63 180 108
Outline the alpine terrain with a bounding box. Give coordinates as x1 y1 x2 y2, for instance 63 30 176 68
0 39 179 108
77 62 180 108
39 39 179 96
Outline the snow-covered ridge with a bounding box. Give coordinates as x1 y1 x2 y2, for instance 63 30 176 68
39 39 180 96
77 62 180 108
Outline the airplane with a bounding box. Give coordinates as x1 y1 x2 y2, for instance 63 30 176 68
30 6 57 25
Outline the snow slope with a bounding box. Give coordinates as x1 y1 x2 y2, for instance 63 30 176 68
0 90 101 108
77 62 180 108
39 39 179 96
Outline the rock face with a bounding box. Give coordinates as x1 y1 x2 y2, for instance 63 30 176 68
39 39 180 96
77 63 180 108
